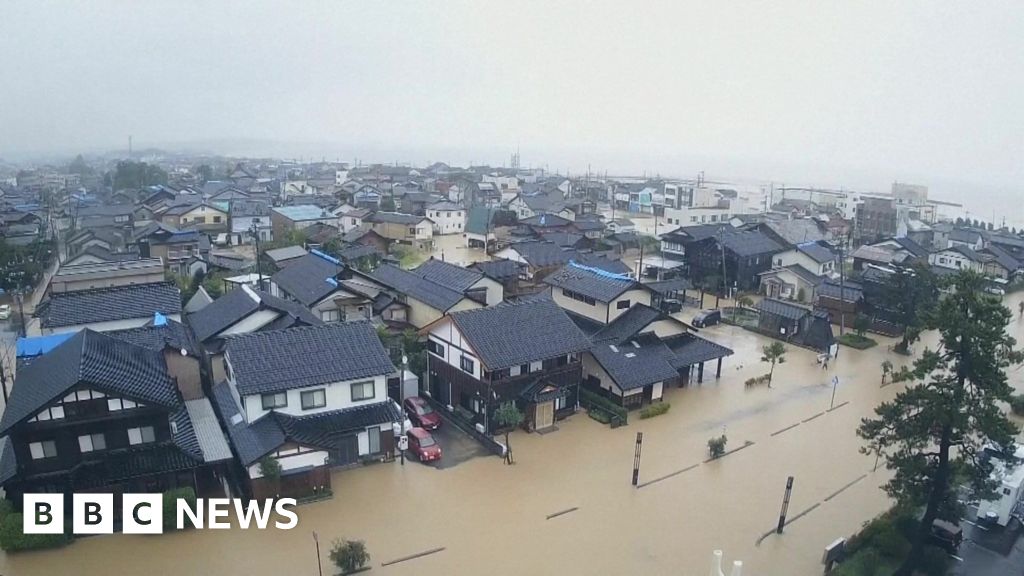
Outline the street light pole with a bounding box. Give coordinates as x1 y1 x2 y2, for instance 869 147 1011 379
251 220 265 291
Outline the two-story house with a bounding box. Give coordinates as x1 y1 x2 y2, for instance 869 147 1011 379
0 329 232 512
269 251 375 324
36 282 182 335
212 323 401 499
365 211 434 250
421 298 591 433
188 284 323 383
425 201 465 235
684 227 785 292
133 222 210 275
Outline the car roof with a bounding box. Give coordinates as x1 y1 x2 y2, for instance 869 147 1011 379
405 396 427 405
408 427 431 438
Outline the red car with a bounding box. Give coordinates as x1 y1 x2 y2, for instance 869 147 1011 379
404 396 441 430
407 427 442 463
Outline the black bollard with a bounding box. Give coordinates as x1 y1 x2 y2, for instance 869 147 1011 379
777 476 794 534
632 432 643 487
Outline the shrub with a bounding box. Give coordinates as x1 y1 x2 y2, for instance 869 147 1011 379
639 402 670 419
0 513 70 552
258 457 282 481
708 434 728 458
838 333 878 349
1011 394 1024 416
579 388 628 424
163 487 197 530
330 538 370 574
0 499 14 520
744 374 771 387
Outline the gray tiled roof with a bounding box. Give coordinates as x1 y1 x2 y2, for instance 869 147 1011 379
756 297 812 321
506 241 575 268
662 333 734 369
183 398 233 463
212 382 284 465
414 259 484 292
369 264 466 311
270 252 344 306
592 304 665 344
367 211 428 225
544 262 638 302
589 334 680 390
0 330 178 433
521 213 572 228
265 245 308 263
188 286 322 343
37 282 181 329
817 280 864 303
540 231 585 248
719 229 786 257
470 259 525 281
106 319 199 356
225 322 396 396
796 242 836 264
449 298 591 371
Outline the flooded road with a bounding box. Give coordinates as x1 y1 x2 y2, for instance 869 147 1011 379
5 292 1024 576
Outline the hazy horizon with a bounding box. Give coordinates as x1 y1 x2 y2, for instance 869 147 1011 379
3 1 1023 224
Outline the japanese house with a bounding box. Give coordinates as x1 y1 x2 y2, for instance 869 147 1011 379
0 329 232 513
213 322 401 499
36 281 182 335
421 298 592 433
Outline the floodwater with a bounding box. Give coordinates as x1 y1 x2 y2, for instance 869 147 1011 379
429 233 492 267
5 292 1024 576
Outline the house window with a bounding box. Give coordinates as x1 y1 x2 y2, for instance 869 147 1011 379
29 440 57 460
127 426 156 446
510 365 522 377
460 356 475 374
367 426 381 454
617 300 631 310
261 392 288 410
408 227 417 235
426 339 444 357
301 389 327 410
78 433 107 453
529 360 542 373
351 381 375 401
320 309 341 322
213 216 222 223
556 396 567 410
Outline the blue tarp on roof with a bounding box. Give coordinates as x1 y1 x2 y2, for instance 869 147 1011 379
16 332 75 358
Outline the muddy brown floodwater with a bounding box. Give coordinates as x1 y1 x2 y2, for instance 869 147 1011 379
6 292 1024 576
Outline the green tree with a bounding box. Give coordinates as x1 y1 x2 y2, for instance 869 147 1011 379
854 314 871 337
884 264 939 354
736 295 753 309
380 196 396 211
760 342 787 388
858 271 1023 576
493 401 524 465
880 359 894 385
66 154 93 176
194 164 213 184
110 160 167 189
329 539 370 574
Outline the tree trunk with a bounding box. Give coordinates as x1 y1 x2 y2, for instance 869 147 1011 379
504 431 511 465
895 425 952 576
768 362 775 388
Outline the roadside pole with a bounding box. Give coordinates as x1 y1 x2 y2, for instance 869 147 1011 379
632 432 643 487
777 476 794 534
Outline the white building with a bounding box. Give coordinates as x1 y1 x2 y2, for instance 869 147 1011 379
425 201 466 234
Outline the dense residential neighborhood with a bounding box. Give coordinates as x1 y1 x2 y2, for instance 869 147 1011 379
1 153 1023 576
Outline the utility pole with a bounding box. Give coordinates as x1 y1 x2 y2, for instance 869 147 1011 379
777 476 794 534
251 221 265 291
0 351 9 404
837 231 848 339
632 432 643 487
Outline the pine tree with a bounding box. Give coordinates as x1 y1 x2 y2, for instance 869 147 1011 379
859 271 1023 575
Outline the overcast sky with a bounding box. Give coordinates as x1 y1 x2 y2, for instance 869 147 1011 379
3 1 1023 213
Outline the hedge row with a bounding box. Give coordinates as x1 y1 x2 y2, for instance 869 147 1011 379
0 499 70 552
162 487 197 530
639 402 670 419
579 388 628 425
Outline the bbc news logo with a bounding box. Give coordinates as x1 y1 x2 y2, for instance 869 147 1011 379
24 494 298 534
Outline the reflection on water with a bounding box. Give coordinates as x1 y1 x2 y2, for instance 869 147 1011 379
5 293 1024 576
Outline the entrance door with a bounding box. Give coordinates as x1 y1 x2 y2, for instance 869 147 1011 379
535 401 555 430
332 435 360 467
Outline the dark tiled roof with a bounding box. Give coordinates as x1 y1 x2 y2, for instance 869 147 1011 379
449 298 591 371
225 323 396 396
369 264 466 311
662 332 734 368
544 262 638 302
367 211 427 225
756 297 812 321
589 334 680 390
414 259 484 292
38 282 181 329
893 237 928 258
718 229 785 257
470 259 525 282
817 280 864 302
592 304 666 344
796 242 836 264
522 213 572 228
270 252 344 306
948 244 986 263
539 232 585 248
768 264 823 286
106 319 199 356
574 253 633 275
507 241 575 268
188 286 321 343
949 228 982 244
982 244 1021 273
0 330 178 433
212 382 284 465
643 277 694 294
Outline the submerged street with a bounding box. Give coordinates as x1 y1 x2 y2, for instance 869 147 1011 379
6 291 1024 576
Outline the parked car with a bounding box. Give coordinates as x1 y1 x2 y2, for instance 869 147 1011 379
407 427 442 463
404 396 442 430
0 305 11 321
660 298 683 314
692 309 721 328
